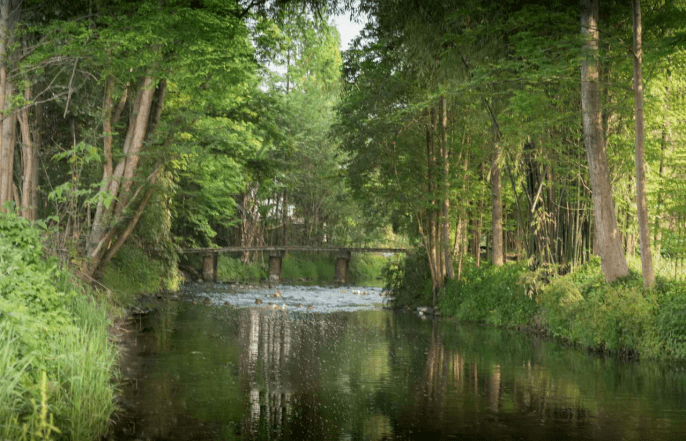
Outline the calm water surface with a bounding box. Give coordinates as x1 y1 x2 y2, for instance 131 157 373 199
110 283 686 440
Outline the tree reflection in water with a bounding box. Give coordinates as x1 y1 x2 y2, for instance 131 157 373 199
111 301 686 440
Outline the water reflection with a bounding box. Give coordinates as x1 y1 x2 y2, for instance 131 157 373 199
111 300 686 440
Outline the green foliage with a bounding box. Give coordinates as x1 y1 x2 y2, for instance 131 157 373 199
0 212 116 440
440 262 538 327
281 253 335 282
654 281 686 360
348 254 388 285
217 256 267 282
383 251 433 308
536 259 686 360
101 244 179 302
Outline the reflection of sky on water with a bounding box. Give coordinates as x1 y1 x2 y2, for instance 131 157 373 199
111 288 686 441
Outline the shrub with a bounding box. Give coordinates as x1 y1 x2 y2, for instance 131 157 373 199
440 261 538 326
101 244 181 303
383 250 433 308
537 260 663 358
655 280 686 360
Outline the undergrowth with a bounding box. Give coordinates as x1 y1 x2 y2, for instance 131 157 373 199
440 261 538 327
0 211 116 440
217 255 267 282
100 193 182 303
388 249 686 361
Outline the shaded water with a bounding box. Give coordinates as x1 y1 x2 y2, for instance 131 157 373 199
111 283 686 440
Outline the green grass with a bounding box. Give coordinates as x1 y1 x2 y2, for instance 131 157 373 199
216 255 267 282
0 211 117 440
281 253 334 282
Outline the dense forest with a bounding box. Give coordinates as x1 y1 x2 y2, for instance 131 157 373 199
0 0 685 438
0 0 683 285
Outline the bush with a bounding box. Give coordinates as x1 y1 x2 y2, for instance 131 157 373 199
101 244 181 303
0 211 116 440
383 250 433 308
440 261 538 326
655 280 686 360
535 258 686 359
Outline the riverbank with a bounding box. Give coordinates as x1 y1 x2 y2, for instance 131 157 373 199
0 212 119 440
0 211 185 440
388 252 686 362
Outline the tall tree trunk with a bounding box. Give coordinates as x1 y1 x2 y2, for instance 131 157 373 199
88 76 116 255
0 0 10 209
440 95 455 280
580 0 629 282
115 75 157 215
30 91 43 220
1 95 16 204
426 107 440 300
491 144 504 266
631 0 654 287
19 89 33 219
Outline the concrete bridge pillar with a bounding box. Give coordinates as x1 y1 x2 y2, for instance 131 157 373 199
334 251 351 285
268 250 285 283
202 253 218 282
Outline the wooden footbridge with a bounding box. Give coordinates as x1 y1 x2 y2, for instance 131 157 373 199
182 246 408 284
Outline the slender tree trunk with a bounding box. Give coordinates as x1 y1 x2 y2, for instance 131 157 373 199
491 144 504 266
1 96 16 204
440 96 455 280
427 107 440 300
30 91 42 220
631 0 654 287
115 75 157 214
19 89 33 218
580 0 629 282
88 76 116 255
0 0 9 209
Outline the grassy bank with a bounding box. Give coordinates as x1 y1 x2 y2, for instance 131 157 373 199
0 212 117 440
387 250 686 361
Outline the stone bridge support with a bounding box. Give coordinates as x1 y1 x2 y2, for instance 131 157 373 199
268 250 285 283
334 251 351 285
202 253 218 282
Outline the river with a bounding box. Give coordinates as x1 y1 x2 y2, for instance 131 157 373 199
110 283 686 440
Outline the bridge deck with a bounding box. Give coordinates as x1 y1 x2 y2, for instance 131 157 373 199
182 246 408 254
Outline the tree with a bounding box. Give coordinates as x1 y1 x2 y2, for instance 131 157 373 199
631 0 655 287
580 0 629 282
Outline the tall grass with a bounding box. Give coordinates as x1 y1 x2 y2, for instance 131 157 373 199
0 211 117 440
282 253 334 282
216 255 266 282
